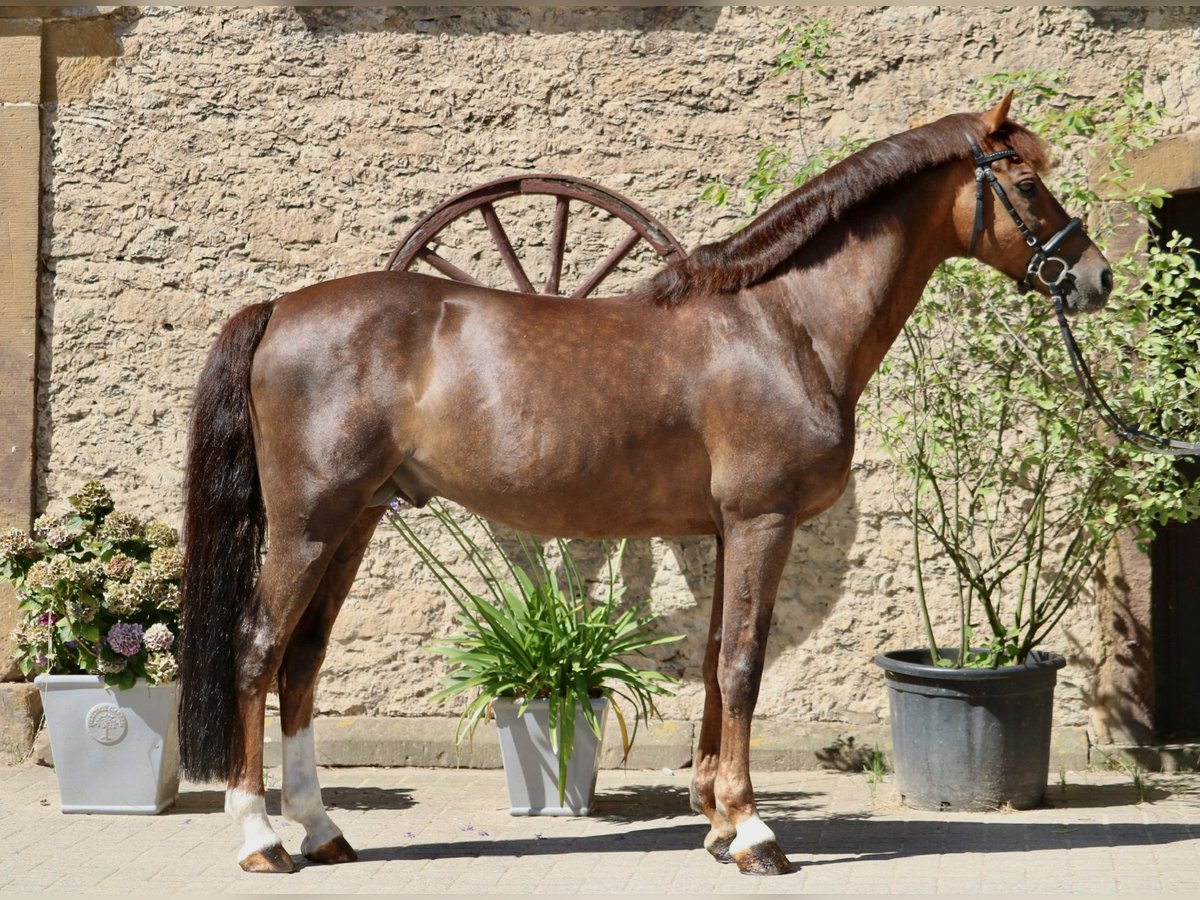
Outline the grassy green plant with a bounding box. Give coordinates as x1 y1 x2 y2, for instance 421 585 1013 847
386 500 682 803
1094 749 1152 803
862 745 889 799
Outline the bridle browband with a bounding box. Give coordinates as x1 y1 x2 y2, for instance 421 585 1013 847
967 137 1200 457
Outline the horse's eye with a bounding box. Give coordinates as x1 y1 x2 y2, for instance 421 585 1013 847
1016 180 1036 195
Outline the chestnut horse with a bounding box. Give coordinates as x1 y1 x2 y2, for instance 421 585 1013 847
178 93 1111 875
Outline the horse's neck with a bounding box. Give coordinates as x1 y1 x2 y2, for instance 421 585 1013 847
772 169 962 406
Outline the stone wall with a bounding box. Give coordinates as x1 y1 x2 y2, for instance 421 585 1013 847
35 6 1200 737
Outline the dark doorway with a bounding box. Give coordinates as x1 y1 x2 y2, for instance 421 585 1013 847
1151 189 1200 740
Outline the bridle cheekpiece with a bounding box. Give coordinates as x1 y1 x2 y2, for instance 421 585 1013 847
967 137 1083 297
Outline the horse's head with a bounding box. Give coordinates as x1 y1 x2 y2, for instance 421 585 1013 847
956 90 1112 314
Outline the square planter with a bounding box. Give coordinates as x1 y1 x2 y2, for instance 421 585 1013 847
493 697 608 816
35 675 180 814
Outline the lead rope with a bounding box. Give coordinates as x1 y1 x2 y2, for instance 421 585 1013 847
1051 294 1200 456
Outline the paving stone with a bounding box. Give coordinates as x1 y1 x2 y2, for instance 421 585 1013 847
0 765 1196 893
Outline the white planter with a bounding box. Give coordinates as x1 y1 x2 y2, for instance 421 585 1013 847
493 697 608 816
35 675 180 814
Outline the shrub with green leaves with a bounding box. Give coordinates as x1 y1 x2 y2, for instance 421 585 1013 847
2 479 181 688
868 73 1200 667
386 500 682 802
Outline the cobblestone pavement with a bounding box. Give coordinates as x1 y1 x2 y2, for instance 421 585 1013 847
0 764 1197 894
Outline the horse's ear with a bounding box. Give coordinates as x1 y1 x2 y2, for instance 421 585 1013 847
982 90 1015 134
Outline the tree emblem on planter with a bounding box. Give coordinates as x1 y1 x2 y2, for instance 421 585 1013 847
85 703 127 745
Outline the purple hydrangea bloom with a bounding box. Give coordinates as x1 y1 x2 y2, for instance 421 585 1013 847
106 622 144 657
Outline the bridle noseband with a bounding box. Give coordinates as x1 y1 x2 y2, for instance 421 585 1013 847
965 137 1200 457
967 138 1083 296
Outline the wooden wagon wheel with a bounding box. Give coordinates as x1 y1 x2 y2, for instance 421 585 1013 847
386 174 688 298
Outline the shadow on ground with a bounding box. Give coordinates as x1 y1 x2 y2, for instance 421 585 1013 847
351 815 1200 870
172 786 417 814
590 783 828 822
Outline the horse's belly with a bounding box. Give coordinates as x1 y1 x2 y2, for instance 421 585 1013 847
401 435 717 539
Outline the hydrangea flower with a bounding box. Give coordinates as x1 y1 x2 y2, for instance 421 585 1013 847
66 600 97 623
149 546 184 582
68 480 114 518
104 553 136 582
99 511 143 543
106 622 143 657
143 520 179 548
5 479 181 684
25 561 55 592
158 584 181 613
75 560 105 592
129 570 165 606
143 623 174 652
32 514 58 540
0 528 39 561
44 522 81 551
145 651 178 683
105 582 141 617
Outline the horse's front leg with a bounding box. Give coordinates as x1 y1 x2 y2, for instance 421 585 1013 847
716 513 795 876
689 535 737 862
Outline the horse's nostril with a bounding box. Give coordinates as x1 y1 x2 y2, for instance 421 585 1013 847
1100 268 1113 292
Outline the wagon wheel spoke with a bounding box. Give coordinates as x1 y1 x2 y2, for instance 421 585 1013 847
479 203 536 294
543 196 570 295
571 228 641 299
417 248 486 287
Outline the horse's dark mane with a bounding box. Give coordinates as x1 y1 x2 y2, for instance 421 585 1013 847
642 112 1048 307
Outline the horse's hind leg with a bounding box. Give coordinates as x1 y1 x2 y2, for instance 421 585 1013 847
690 535 737 863
277 508 383 865
226 497 368 874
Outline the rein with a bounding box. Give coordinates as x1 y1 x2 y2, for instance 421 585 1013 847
968 139 1200 457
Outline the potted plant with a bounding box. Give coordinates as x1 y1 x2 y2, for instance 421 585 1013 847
1 479 183 814
868 74 1200 810
387 499 682 815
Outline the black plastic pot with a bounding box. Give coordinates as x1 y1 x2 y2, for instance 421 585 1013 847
875 648 1066 811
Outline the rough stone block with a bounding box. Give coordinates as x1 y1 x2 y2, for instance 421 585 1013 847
1049 726 1091 772
749 720 892 771
264 715 695 771
0 682 42 765
0 22 41 104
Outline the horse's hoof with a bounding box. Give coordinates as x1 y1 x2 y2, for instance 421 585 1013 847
704 832 735 864
303 834 359 865
239 844 296 874
733 840 793 876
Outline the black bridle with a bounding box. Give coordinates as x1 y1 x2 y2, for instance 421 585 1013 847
969 138 1200 457
967 139 1084 294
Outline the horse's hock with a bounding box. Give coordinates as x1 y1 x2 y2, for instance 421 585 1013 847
15 6 1200 767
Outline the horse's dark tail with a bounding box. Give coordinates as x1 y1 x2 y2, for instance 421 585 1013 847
179 301 274 783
